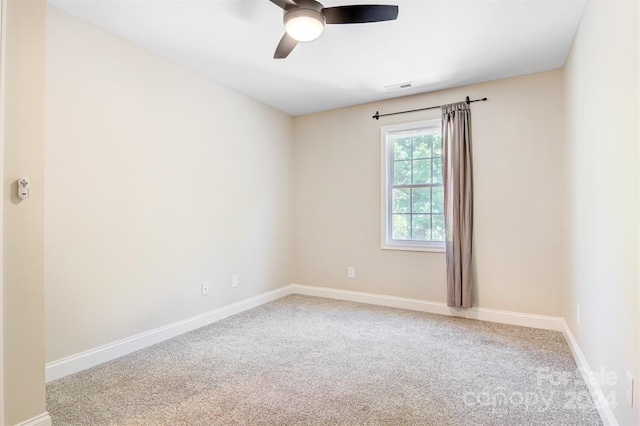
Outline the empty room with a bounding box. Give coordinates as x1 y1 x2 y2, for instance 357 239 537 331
1 0 638 425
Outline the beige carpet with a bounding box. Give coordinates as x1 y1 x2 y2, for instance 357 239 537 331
47 295 602 425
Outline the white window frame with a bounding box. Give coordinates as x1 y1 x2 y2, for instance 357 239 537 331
380 119 445 252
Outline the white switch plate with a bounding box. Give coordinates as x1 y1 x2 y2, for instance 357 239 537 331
232 274 238 288
626 372 634 407
347 267 355 279
201 281 209 296
18 178 30 200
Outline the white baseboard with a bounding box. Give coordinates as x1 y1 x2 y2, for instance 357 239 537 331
16 412 52 426
290 284 564 331
47 283 565 383
45 285 294 383
559 319 618 426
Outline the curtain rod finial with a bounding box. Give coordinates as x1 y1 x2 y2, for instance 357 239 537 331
373 111 380 120
465 96 470 105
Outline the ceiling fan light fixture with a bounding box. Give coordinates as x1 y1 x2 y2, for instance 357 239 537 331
284 9 325 42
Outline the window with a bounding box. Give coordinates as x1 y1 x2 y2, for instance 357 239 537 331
381 119 445 252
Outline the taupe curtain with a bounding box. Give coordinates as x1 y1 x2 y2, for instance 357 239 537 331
441 102 473 308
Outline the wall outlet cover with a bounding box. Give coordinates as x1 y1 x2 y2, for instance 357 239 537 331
347 267 355 279
626 372 634 407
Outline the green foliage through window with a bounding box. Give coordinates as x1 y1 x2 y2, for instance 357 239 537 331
389 129 444 242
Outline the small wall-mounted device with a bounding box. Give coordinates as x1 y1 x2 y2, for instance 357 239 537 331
18 178 30 200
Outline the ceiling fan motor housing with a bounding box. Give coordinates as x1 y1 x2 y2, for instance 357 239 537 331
285 0 324 13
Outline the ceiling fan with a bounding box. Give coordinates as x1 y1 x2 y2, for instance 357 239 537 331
269 0 399 59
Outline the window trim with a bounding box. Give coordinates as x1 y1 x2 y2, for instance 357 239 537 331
380 119 445 253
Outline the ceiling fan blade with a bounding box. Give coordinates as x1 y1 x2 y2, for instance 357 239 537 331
269 0 298 10
274 33 298 59
322 5 398 24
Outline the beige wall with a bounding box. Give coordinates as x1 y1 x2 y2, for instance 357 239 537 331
563 1 639 424
293 70 565 316
44 7 294 362
2 0 48 424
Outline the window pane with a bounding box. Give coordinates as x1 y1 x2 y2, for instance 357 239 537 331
412 187 431 213
392 214 411 240
413 136 431 159
433 158 442 184
433 134 442 157
393 137 412 160
413 159 430 184
432 186 444 213
394 160 411 185
432 214 445 241
392 188 410 213
412 214 431 241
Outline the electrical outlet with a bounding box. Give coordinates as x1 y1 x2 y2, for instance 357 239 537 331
201 281 209 296
626 372 635 407
347 267 355 279
577 304 581 325
232 274 238 288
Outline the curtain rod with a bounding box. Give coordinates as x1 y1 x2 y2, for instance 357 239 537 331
372 96 488 120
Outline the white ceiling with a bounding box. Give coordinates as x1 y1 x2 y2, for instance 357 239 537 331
49 0 586 116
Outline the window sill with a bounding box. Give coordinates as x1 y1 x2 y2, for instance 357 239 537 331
381 243 445 253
